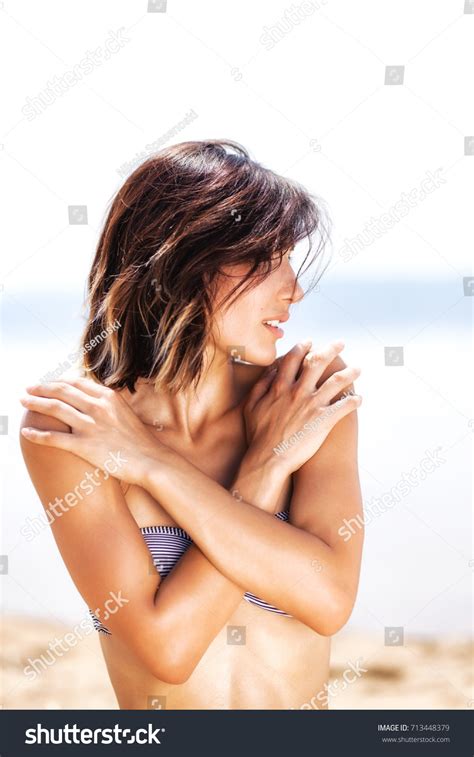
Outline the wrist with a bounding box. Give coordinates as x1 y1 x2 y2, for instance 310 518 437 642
232 452 288 513
241 446 290 481
138 441 170 490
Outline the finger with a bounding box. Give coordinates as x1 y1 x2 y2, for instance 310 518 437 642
20 426 74 451
245 364 279 408
315 366 361 405
296 341 346 392
26 376 106 400
20 395 86 427
64 376 112 398
273 341 313 386
24 381 101 413
320 393 362 428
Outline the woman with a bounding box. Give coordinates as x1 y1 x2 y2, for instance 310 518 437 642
19 139 364 710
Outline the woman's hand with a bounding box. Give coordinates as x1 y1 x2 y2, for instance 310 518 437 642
242 340 362 476
19 378 162 486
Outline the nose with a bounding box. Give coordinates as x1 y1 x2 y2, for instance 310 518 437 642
290 278 305 304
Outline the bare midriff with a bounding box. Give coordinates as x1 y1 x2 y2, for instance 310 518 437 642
99 594 330 710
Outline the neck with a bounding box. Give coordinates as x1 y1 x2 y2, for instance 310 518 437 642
125 347 245 441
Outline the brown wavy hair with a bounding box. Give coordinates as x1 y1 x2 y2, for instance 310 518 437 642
80 139 331 393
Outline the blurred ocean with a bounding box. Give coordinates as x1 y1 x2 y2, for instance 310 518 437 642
1 273 472 637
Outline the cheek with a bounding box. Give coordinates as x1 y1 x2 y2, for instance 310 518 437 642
228 289 265 333
214 299 276 364
219 304 255 344
210 273 277 364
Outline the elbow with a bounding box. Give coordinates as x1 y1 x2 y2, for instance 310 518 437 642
148 659 193 686
143 618 199 685
311 587 356 637
145 640 196 685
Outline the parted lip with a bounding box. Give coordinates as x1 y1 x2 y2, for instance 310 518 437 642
262 313 290 323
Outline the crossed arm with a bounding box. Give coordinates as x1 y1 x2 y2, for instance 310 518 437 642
20 362 364 685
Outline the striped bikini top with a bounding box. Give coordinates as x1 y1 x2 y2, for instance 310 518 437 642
90 510 291 635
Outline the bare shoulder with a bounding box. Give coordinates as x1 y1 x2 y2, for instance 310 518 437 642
19 367 83 452
233 350 349 398
316 353 347 390
20 408 69 456
19 408 129 496
316 354 355 407
19 408 84 495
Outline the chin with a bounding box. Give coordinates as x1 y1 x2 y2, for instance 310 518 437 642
242 344 277 366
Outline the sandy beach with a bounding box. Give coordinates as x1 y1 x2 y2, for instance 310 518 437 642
1 615 471 710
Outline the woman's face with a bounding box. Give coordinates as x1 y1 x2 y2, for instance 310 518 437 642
211 251 304 366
